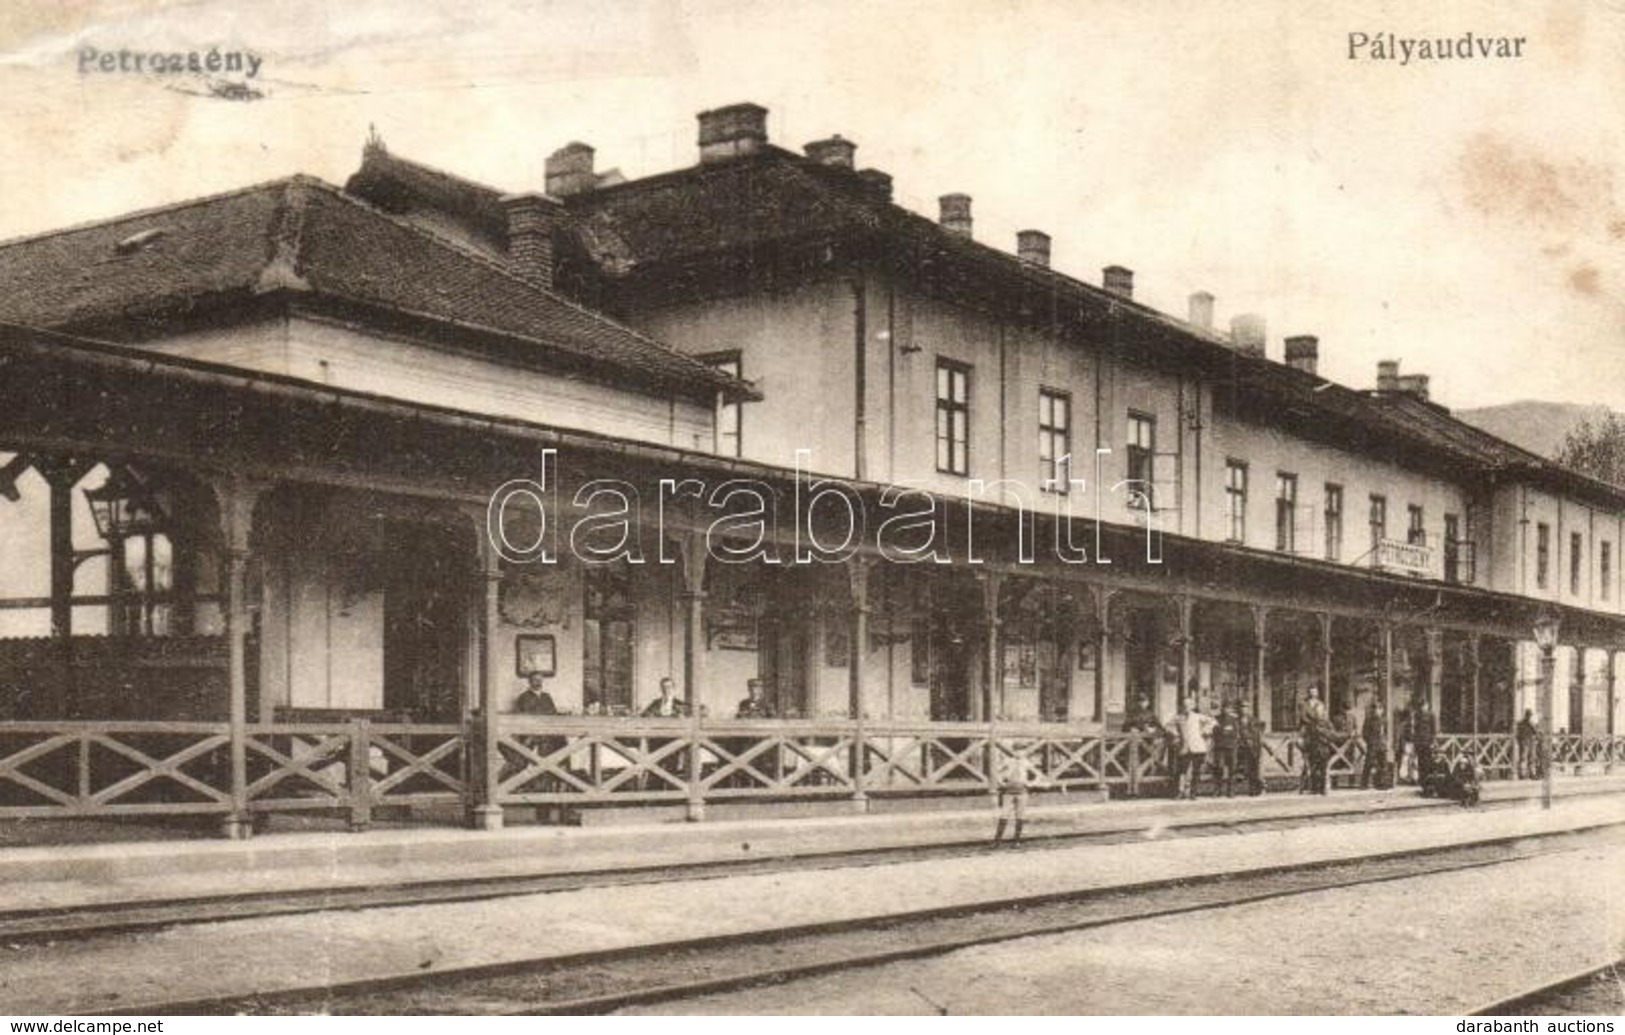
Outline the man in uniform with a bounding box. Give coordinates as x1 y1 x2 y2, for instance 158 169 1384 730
1515 708 1538 779
1209 701 1241 797
1300 686 1331 795
735 677 774 718
1237 699 1264 796
1359 698 1389 790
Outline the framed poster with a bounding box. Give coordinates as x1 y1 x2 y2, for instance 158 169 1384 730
516 634 556 677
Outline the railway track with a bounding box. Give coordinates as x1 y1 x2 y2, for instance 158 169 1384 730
105 822 1625 1016
0 790 1555 944
1470 961 1625 1016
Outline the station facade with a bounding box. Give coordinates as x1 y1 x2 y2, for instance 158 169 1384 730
0 103 1619 832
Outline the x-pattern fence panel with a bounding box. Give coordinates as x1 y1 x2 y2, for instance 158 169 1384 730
862 726 994 793
497 719 697 803
1549 734 1624 773
1259 731 1363 786
0 722 232 818
1435 734 1515 777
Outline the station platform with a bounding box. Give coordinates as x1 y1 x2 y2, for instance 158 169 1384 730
0 777 1621 1014
2 774 1623 915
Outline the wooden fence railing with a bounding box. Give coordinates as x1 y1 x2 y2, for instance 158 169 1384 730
0 719 467 827
2 718 1620 829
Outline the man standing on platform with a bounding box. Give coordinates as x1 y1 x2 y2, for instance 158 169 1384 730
1237 699 1264 796
1413 696 1439 783
1300 686 1331 795
1360 698 1389 789
1516 709 1538 779
1179 701 1216 799
1210 701 1241 797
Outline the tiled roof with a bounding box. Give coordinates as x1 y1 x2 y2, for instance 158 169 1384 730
0 176 752 401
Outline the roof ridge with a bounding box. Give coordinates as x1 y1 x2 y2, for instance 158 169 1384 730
357 147 507 201
0 175 308 251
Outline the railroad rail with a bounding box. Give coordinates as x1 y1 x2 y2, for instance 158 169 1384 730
104 822 1625 1016
1469 960 1624 1016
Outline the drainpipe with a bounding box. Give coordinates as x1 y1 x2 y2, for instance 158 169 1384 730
886 282 897 480
852 276 867 481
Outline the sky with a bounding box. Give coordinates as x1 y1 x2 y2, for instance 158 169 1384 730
0 0 1621 412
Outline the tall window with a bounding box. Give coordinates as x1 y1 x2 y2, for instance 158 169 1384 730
1275 473 1298 553
702 351 743 457
1571 531 1584 596
1536 522 1551 589
1324 484 1344 562
1038 389 1071 493
1126 411 1155 510
1406 504 1425 545
583 564 636 713
936 359 970 476
1369 494 1387 554
1225 460 1248 543
1602 541 1613 602
1444 513 1461 583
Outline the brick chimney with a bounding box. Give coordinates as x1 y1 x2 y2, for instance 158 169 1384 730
1102 265 1134 299
1188 291 1215 330
1017 230 1051 267
545 142 596 197
1230 314 1266 357
1397 373 1431 402
698 103 768 164
1376 360 1400 392
856 168 893 202
804 135 856 169
1284 335 1319 376
939 194 972 238
501 192 563 287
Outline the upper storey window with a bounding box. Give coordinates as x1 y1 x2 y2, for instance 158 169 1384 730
1038 389 1070 494
1126 412 1155 510
936 359 970 476
1224 460 1248 543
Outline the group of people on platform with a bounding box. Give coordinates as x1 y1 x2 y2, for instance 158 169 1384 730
1122 686 1488 804
1123 695 1266 799
514 674 776 722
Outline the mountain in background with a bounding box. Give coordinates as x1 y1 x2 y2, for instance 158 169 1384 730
1454 401 1617 460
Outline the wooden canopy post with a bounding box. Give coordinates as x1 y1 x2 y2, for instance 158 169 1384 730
1175 594 1194 710
1251 605 1269 727
978 571 1003 722
1090 584 1114 725
1317 611 1334 708
471 531 505 831
1469 634 1482 736
213 476 265 841
847 557 872 813
673 529 707 822
1382 622 1396 754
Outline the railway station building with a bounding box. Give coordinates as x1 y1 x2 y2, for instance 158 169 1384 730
0 102 1620 834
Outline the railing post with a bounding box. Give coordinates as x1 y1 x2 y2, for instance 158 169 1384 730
686 708 706 822
77 732 91 809
1127 734 1140 798
986 721 1000 805
348 718 373 832
850 718 869 813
